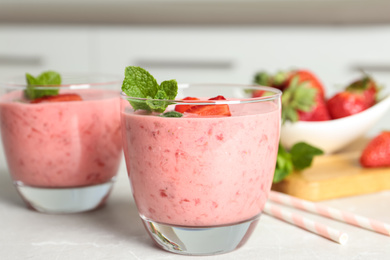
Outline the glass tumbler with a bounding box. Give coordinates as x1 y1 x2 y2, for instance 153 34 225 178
0 75 123 213
121 84 281 255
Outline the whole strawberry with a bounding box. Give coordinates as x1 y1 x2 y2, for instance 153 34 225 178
282 70 326 99
346 76 379 108
281 70 330 122
360 131 390 168
327 75 379 119
327 91 367 119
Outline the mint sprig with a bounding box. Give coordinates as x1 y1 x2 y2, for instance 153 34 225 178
273 142 323 183
25 71 61 100
122 66 178 113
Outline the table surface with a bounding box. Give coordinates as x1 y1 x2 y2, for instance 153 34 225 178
1 152 390 260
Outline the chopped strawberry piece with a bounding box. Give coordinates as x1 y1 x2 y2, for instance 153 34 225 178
30 93 83 104
175 96 231 116
209 95 227 101
174 97 200 113
186 104 231 116
186 96 231 116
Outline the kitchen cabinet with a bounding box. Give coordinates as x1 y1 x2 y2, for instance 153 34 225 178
2 24 390 90
0 26 92 78
1 24 390 130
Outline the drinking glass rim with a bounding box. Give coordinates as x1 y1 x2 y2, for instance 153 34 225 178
0 73 123 90
120 83 282 105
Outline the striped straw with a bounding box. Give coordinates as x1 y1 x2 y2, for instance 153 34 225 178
269 191 390 236
264 202 349 245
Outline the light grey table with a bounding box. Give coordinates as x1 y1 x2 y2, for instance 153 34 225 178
1 152 390 260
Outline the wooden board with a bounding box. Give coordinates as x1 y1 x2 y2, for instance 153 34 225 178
271 138 390 201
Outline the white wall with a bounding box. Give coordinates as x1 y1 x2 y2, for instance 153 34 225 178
1 24 390 134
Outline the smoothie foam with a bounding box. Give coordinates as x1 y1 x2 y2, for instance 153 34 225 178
0 89 122 187
122 102 280 226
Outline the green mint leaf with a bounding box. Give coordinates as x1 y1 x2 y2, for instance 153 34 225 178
146 91 168 112
24 71 61 100
37 71 61 85
159 111 183 118
121 66 178 113
26 73 38 85
160 80 178 100
273 144 294 183
122 66 159 99
290 142 324 171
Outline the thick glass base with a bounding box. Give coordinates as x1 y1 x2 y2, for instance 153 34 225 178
142 215 260 256
14 178 116 214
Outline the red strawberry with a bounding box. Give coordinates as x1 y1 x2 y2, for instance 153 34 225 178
327 91 367 119
252 90 266 98
327 75 380 119
209 95 227 101
360 131 390 168
174 97 199 113
30 93 83 104
283 70 326 99
281 70 330 122
252 71 286 95
346 75 379 108
185 95 231 116
297 95 331 121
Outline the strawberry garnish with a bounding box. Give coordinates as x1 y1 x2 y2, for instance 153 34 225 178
30 93 83 104
176 96 231 116
174 97 200 113
208 95 227 101
360 131 390 168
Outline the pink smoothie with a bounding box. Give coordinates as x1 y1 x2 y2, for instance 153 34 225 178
0 89 122 187
121 102 280 226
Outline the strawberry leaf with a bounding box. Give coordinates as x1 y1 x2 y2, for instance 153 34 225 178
281 76 317 123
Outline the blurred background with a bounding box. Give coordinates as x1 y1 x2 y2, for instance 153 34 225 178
1 0 390 98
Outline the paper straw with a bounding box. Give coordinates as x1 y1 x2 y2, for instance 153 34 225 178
264 202 348 245
269 191 390 236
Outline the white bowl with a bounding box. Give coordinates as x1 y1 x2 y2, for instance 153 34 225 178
280 94 390 154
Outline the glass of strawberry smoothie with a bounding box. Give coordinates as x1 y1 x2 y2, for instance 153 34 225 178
121 84 281 255
0 75 123 213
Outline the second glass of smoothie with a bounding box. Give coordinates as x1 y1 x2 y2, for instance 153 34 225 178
0 74 123 213
121 83 281 255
